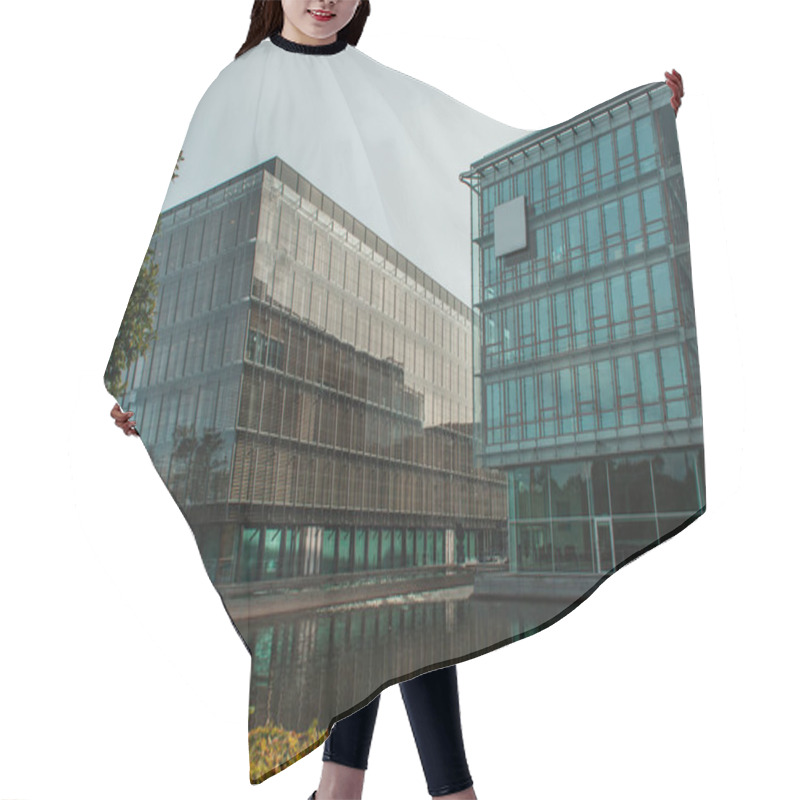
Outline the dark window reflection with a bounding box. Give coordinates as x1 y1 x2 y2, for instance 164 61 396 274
612 519 658 565
652 451 699 513
608 457 654 514
549 462 589 517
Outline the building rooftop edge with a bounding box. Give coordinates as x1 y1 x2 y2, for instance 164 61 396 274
160 156 474 320
463 81 670 177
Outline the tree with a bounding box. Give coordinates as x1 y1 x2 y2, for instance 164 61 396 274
103 150 184 398
169 423 229 505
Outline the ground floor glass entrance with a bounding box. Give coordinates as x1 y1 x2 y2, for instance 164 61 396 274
507 447 704 574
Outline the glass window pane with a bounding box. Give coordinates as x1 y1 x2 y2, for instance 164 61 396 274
580 141 596 173
553 521 592 572
558 368 575 433
565 213 581 248
596 360 616 428
643 185 663 222
591 460 610 515
549 462 589 516
660 345 686 388
263 529 282 577
598 133 615 183
564 150 578 187
512 467 531 519
530 466 550 518
623 193 642 247
554 291 569 327
572 287 588 332
536 297 551 354
635 116 656 171
546 157 560 188
638 351 660 404
630 268 649 308
652 262 675 312
653 451 699 512
578 364 594 401
616 125 634 158
610 275 629 322
617 355 635 396
580 142 597 196
609 457 655 514
590 280 607 316
613 519 658 565
603 201 621 236
585 208 601 257
540 372 556 436
520 301 534 338
522 375 537 438
550 221 565 265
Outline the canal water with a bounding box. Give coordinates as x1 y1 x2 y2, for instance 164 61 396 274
238 586 569 736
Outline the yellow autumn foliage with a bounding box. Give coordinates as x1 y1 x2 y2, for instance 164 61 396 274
249 718 326 784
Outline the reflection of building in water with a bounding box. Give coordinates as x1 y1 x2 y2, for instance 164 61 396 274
117 157 507 585
245 591 562 735
462 83 704 576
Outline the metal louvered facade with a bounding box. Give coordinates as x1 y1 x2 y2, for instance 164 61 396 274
117 158 508 585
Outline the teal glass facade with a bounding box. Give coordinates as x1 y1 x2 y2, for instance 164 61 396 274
463 83 704 574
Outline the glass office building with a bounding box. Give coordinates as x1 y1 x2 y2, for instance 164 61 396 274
461 83 705 575
113 158 507 585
